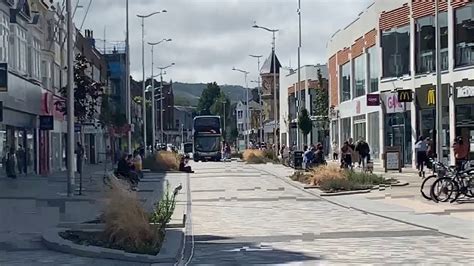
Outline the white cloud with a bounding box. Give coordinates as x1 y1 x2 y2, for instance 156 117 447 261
76 0 371 86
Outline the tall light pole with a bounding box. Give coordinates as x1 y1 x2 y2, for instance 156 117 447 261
233 67 250 148
249 54 263 144
253 23 279 155
435 0 442 162
157 63 175 145
125 0 132 153
137 10 166 150
148 38 172 150
66 0 74 196
296 0 302 149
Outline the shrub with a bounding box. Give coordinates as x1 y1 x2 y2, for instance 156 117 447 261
290 170 312 183
263 149 280 163
308 165 346 186
319 178 369 192
143 151 181 171
347 171 385 185
242 149 265 161
102 178 162 254
246 153 267 164
150 181 180 230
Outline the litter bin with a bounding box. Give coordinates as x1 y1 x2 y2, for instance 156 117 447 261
289 151 303 169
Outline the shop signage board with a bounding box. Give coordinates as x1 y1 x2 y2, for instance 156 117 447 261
381 92 411 114
39 115 54 130
383 146 402 173
366 94 380 106
457 86 474 98
397 89 413 103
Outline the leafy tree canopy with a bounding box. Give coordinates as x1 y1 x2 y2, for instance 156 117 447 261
298 108 312 136
197 82 221 115
55 54 104 123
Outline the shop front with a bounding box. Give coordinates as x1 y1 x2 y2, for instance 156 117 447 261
0 73 43 177
415 84 450 161
454 79 474 160
381 91 412 166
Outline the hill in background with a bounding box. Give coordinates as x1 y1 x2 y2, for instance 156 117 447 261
173 82 257 106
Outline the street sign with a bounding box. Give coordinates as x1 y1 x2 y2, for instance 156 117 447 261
366 94 380 106
39 115 54 130
75 123 81 132
397 89 413 103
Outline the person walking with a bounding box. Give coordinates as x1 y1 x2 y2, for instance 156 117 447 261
314 143 326 167
332 141 339 161
75 142 85 175
133 150 143 180
355 137 370 170
16 144 26 175
414 136 428 177
340 141 353 170
348 138 357 168
6 147 17 178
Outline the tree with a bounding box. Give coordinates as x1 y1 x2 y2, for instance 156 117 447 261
298 108 312 145
312 68 329 132
197 82 221 115
55 54 105 123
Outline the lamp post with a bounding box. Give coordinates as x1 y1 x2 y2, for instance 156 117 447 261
148 38 172 151
253 23 279 155
66 0 74 196
434 0 442 162
249 54 263 144
125 0 132 154
297 0 302 149
232 67 250 148
157 63 175 145
137 9 166 150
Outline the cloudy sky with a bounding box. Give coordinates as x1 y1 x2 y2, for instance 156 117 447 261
76 0 371 86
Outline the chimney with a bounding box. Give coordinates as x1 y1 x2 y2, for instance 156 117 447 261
85 29 96 48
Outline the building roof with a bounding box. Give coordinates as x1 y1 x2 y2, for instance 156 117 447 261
260 50 281 74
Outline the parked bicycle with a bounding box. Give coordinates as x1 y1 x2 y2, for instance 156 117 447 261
420 159 474 203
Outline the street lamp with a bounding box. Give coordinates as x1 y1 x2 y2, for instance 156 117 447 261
148 38 172 150
253 22 279 155
157 63 175 145
249 54 263 143
137 9 166 150
232 67 250 148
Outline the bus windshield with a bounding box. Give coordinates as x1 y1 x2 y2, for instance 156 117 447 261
195 136 221 152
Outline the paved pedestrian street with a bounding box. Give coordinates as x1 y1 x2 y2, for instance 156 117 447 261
184 161 474 265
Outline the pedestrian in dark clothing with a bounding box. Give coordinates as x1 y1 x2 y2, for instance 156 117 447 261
355 137 370 169
6 147 17 178
75 142 84 174
179 156 194 173
16 145 26 174
340 141 353 169
314 143 326 167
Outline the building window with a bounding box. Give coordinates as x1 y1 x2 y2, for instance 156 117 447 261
175 119 180 129
454 3 474 68
353 55 365 98
368 112 380 160
0 12 8 62
341 117 351 143
353 114 366 141
30 38 41 80
368 47 379 93
381 25 410 78
340 62 351 102
415 13 448 74
237 110 243 119
11 25 27 74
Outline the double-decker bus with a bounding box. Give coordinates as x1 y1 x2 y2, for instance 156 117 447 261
193 116 222 162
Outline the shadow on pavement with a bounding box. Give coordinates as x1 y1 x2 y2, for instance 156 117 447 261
186 234 321 264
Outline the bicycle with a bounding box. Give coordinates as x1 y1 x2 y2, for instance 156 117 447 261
430 161 474 203
420 159 451 201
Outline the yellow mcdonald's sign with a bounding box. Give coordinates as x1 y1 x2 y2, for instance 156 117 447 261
398 90 412 102
427 89 436 106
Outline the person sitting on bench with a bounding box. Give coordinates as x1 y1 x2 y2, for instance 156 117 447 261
179 156 194 173
116 153 139 190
